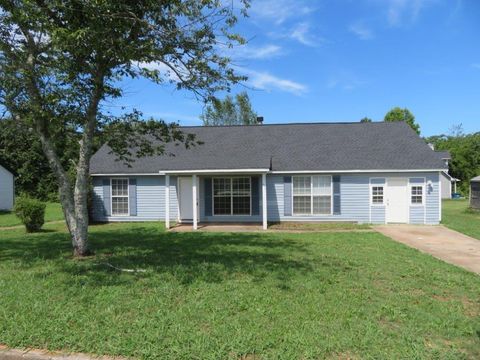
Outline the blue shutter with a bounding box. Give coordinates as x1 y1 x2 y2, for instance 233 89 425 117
102 179 111 216
251 176 260 215
129 178 137 216
284 176 292 216
204 178 212 216
333 175 341 215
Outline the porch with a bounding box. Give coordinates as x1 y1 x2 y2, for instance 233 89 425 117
164 170 269 231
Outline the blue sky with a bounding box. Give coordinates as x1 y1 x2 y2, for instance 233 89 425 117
115 0 479 136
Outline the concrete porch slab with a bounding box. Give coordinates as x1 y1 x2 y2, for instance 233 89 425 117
169 223 263 232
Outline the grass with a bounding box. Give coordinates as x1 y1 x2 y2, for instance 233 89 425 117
268 221 371 231
0 202 64 228
442 199 480 240
0 223 479 359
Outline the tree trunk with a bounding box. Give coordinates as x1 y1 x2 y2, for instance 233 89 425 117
36 128 92 256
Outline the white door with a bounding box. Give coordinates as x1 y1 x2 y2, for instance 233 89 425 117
386 178 408 223
178 177 193 221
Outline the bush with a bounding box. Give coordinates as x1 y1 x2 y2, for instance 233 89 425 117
13 196 46 232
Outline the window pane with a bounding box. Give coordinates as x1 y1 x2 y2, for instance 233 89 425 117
313 196 331 214
112 179 128 196
293 176 311 195
372 186 384 204
293 196 311 214
411 186 423 204
232 196 250 215
214 196 231 215
213 178 231 196
232 178 250 196
112 197 128 215
312 176 331 195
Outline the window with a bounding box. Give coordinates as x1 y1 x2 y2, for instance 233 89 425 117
411 185 424 205
213 177 251 215
293 175 332 215
111 178 129 216
371 186 384 205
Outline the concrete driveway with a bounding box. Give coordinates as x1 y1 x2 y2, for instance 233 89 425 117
374 225 480 275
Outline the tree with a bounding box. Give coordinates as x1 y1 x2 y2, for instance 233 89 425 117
0 117 78 200
0 1 248 256
360 117 372 123
384 107 420 134
201 92 258 126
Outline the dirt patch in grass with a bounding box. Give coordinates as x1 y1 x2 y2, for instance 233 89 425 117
268 222 371 232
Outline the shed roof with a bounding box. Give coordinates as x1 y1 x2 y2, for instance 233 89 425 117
471 176 480 182
90 121 447 174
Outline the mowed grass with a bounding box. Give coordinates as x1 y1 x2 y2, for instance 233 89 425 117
0 223 479 359
0 202 64 228
442 199 480 240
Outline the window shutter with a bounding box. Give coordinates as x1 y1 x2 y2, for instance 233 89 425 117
204 178 212 216
129 178 137 216
251 176 260 215
284 176 292 216
102 179 111 216
333 175 341 215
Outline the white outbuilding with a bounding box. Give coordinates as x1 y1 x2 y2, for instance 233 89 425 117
0 162 15 211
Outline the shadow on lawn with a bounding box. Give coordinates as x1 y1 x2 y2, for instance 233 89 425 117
0 224 352 286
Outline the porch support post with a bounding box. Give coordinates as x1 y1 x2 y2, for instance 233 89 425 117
192 174 198 230
262 173 267 230
165 174 170 230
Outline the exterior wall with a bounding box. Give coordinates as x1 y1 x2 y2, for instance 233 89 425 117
91 171 441 225
440 172 452 199
92 176 178 222
0 165 14 211
471 181 480 209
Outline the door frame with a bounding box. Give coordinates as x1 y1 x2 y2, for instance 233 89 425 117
385 177 409 224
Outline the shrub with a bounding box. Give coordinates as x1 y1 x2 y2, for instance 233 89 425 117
13 196 46 232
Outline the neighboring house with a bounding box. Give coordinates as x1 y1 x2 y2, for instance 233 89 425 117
90 122 446 229
435 150 460 199
0 161 15 211
470 176 480 210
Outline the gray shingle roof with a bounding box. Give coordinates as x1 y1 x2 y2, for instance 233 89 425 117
90 121 447 174
435 150 451 159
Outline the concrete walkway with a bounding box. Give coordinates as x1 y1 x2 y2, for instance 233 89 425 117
374 225 480 274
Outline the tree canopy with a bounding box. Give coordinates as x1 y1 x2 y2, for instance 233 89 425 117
0 0 249 255
384 107 420 134
201 92 258 126
360 117 372 123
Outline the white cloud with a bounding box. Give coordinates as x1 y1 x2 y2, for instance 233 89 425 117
238 67 307 95
349 22 374 40
250 0 315 25
384 0 436 27
227 44 283 60
289 22 320 47
134 61 182 83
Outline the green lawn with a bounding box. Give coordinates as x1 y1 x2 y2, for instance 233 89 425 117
0 223 479 359
442 199 480 240
0 202 64 228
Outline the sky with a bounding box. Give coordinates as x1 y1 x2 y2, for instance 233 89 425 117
113 0 480 137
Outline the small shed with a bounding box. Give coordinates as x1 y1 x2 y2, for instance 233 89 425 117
0 162 15 211
471 176 480 210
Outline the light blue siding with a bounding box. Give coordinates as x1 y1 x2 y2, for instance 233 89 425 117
371 206 385 224
91 171 441 224
92 176 177 222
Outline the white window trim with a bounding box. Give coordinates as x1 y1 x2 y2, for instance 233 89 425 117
369 178 386 206
291 175 333 216
212 176 252 216
110 178 130 217
409 179 426 207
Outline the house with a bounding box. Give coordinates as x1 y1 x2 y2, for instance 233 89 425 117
0 161 15 211
470 176 480 210
435 150 460 199
90 122 446 229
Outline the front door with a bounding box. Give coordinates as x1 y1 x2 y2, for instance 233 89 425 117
178 177 193 221
386 177 408 223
